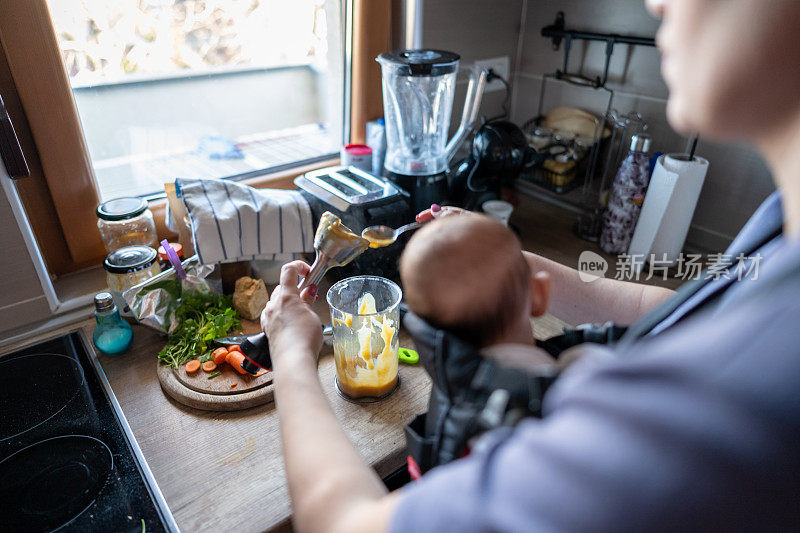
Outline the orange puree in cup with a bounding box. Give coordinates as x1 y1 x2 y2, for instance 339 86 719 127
333 293 399 398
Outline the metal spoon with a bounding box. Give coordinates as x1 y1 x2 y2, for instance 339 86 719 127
361 221 421 248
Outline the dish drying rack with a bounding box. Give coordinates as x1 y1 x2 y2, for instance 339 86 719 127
516 12 655 241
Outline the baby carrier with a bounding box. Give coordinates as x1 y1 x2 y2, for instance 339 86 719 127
402 311 561 476
401 217 783 476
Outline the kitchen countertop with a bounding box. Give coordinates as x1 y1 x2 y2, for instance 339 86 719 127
1 193 668 531
512 193 684 291
95 309 426 533
0 189 682 531
2 292 567 532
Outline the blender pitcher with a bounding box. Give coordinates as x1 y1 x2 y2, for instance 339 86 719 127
377 49 488 177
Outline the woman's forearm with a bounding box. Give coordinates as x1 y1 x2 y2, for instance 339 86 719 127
524 251 675 326
273 351 394 533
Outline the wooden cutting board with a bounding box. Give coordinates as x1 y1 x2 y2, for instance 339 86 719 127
156 319 276 411
172 363 270 395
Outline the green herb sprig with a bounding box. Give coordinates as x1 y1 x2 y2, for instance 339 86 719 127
157 291 240 368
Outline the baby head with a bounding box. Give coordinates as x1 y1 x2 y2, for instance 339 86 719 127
399 214 550 348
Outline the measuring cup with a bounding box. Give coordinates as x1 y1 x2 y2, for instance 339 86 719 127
326 276 402 400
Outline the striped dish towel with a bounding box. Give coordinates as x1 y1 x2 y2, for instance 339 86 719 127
175 178 314 265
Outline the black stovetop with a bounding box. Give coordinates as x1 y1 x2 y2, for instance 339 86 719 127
0 331 177 533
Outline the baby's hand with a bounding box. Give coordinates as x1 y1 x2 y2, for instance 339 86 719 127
415 203 468 223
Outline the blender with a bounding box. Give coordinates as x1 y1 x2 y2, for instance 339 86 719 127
377 49 488 214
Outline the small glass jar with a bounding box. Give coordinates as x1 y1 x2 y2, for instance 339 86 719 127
104 246 161 313
96 197 158 253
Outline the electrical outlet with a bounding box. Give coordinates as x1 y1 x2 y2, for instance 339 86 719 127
474 56 510 92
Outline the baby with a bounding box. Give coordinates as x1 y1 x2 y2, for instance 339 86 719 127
399 213 551 351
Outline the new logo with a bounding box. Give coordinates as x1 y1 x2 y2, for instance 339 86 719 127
578 250 608 282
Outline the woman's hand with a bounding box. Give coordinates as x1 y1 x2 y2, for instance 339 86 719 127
415 203 468 223
261 261 323 367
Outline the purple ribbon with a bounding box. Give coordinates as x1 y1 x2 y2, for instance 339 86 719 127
160 239 186 279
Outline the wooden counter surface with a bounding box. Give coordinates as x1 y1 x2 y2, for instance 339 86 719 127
1 302 565 532
512 194 684 291
0 289 562 533
96 290 431 533
2 193 593 531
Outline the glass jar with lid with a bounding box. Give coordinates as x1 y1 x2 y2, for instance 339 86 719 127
104 246 162 313
96 197 158 253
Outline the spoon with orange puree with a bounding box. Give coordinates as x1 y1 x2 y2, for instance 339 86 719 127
361 221 421 248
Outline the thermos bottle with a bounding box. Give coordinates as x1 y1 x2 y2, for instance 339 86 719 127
600 134 652 255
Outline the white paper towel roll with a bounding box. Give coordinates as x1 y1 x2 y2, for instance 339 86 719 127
628 154 709 270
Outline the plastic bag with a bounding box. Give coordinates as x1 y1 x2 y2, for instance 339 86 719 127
123 255 221 334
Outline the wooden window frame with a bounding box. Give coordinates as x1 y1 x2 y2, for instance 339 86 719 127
0 0 391 277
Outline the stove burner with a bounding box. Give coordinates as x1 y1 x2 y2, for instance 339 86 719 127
0 354 84 442
0 435 113 532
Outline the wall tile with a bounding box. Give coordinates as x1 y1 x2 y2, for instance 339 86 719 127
423 0 524 65
519 0 666 98
422 0 524 133
511 0 775 250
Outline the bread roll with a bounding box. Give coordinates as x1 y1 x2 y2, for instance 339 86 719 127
232 276 270 320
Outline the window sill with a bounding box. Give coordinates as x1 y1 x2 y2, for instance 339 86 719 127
34 156 339 329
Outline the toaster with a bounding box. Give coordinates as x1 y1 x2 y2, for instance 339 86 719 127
295 165 412 281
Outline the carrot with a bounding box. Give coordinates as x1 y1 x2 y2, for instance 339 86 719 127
202 360 217 372
231 382 238 388
225 350 249 374
211 347 229 365
228 344 241 353
185 359 201 373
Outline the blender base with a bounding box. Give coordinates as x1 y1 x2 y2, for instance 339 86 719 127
385 171 449 215
334 375 401 404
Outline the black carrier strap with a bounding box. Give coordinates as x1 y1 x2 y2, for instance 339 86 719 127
403 313 559 475
623 224 782 341
536 321 628 357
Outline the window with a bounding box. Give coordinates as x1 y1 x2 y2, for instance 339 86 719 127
47 0 344 201
0 0 388 275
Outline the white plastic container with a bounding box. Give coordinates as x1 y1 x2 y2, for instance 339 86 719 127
482 200 514 226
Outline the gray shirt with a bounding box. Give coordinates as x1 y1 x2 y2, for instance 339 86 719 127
391 193 800 531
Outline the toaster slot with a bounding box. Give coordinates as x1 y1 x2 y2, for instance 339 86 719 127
334 169 384 193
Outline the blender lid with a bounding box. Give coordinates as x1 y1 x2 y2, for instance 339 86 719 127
377 49 460 76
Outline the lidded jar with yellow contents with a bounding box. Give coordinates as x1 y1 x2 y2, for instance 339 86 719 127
96 197 158 253
327 276 401 400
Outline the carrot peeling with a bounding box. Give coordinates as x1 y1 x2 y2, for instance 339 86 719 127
231 382 238 388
